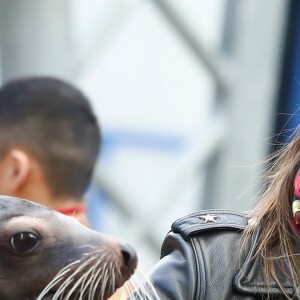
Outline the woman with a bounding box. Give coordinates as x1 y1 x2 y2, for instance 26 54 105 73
143 132 300 299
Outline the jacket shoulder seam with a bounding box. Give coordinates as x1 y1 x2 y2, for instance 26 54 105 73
171 209 249 240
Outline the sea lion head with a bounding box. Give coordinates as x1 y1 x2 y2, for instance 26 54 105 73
0 196 137 300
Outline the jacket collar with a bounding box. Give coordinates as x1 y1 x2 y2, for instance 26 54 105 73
233 228 296 298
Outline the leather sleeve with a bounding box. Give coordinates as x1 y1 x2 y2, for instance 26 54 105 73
130 210 249 300
149 232 198 300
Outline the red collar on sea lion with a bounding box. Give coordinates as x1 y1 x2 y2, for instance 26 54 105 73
56 205 86 215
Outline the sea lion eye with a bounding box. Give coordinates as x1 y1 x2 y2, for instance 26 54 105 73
10 232 40 253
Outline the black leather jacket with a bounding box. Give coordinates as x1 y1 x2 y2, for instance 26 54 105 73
148 209 296 299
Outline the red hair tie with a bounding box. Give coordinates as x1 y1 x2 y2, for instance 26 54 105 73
292 168 300 234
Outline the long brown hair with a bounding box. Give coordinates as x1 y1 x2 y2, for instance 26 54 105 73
243 131 300 298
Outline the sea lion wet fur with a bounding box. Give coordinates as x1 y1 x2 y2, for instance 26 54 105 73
0 196 138 300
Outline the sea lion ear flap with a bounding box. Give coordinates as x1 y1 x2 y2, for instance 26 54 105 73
5 149 31 193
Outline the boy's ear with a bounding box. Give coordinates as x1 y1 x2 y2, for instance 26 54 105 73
2 149 31 193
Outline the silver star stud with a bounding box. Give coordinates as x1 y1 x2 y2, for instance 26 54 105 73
199 214 218 223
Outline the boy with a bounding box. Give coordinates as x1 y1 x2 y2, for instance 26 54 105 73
0 76 100 225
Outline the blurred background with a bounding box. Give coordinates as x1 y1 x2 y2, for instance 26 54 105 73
0 0 299 271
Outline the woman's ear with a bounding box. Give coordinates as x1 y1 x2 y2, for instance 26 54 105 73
0 149 31 193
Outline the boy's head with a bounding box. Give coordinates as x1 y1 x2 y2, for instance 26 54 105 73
0 76 100 203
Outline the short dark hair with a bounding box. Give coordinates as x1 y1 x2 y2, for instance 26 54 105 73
0 76 100 198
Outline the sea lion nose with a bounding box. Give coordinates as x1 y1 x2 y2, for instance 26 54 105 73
120 242 138 271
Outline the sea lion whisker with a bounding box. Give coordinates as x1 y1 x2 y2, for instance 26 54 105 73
137 268 160 300
50 260 94 300
117 280 132 300
127 268 160 300
96 268 109 300
89 261 108 300
111 262 120 297
89 274 100 300
127 275 145 300
91 261 112 300
70 272 99 300
51 278 75 300
66 255 97 275
64 270 92 300
75 262 102 299
36 276 65 300
109 262 116 297
101 269 110 300
101 261 114 299
82 249 106 258
53 256 102 300
36 260 81 299
101 262 116 300
125 280 135 299
78 259 105 299
76 257 107 300
78 245 96 251
51 277 74 300
127 280 144 300
71 272 94 300
49 265 88 299
78 272 98 300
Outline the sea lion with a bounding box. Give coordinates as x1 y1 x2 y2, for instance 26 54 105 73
0 196 139 300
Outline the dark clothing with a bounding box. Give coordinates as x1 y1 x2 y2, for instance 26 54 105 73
149 209 296 299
